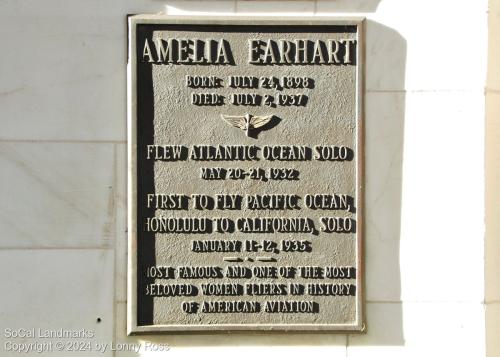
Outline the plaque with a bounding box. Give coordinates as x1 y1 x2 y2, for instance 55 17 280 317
128 16 364 333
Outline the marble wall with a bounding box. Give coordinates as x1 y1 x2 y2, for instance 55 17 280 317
0 0 490 356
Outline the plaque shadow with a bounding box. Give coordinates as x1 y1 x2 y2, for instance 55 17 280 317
162 0 381 13
348 19 406 349
131 14 406 351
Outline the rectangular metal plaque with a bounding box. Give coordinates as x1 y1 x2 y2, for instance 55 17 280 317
128 15 364 333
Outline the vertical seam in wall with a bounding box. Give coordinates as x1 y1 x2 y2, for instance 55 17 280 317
346 334 349 356
234 0 238 13
486 2 499 354
112 142 117 357
313 0 318 15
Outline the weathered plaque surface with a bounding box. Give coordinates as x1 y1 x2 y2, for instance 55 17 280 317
128 16 364 333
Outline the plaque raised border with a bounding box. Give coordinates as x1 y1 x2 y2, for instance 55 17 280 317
127 15 365 334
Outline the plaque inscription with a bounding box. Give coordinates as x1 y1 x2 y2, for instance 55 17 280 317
128 16 364 332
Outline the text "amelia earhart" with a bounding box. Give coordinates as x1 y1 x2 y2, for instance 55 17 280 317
141 38 357 65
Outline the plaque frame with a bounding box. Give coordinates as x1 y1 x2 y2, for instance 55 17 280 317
127 15 365 334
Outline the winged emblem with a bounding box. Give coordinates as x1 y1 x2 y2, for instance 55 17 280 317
220 113 274 137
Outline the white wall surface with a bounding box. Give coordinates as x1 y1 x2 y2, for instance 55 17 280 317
0 1 490 356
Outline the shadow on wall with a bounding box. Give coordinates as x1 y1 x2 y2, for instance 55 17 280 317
315 0 382 12
162 0 382 14
349 19 407 348
128 1 407 351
